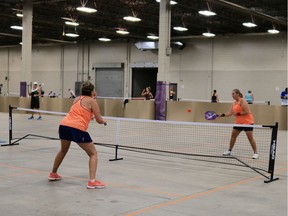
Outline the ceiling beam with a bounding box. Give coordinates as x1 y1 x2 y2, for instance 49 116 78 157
206 0 287 26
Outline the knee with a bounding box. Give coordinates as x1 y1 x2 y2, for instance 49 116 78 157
87 148 97 158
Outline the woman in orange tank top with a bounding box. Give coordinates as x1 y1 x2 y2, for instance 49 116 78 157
217 89 258 159
49 81 107 189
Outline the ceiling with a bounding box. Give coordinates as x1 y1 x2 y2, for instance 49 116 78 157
0 0 287 47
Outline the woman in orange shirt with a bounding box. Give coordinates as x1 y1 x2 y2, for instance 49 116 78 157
49 81 107 189
217 89 258 159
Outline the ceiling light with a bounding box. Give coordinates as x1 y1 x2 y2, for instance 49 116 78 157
147 35 159 40
65 33 79 37
198 10 216 16
156 0 177 5
242 22 257 28
268 29 279 34
202 32 215 37
173 41 183 46
116 29 129 35
76 6 97 13
10 25 23 30
16 13 23 18
99 37 111 42
123 16 141 22
173 26 188 31
65 21 79 26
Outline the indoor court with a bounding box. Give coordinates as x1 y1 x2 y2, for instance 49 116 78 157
0 0 287 216
0 112 287 216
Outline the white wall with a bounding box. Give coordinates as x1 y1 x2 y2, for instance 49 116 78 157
0 33 286 105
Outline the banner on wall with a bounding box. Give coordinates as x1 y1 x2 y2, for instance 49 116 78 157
155 81 166 120
20 81 27 97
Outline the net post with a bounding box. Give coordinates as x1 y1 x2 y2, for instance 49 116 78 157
109 145 123 161
264 122 279 183
109 118 123 161
1 105 19 147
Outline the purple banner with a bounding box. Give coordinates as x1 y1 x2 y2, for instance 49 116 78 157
155 81 166 120
20 81 27 97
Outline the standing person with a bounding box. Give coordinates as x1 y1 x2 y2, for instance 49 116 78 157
245 90 254 104
141 86 153 100
49 81 107 189
28 82 42 120
39 83 45 97
68 88 76 98
211 89 219 103
280 87 288 106
217 89 258 159
169 86 175 101
0 83 3 95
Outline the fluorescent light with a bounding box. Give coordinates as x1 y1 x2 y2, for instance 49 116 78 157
198 10 216 16
10 25 23 30
173 41 183 46
76 6 97 13
173 26 188 31
16 13 23 17
147 35 159 40
156 0 177 5
202 32 215 37
116 30 129 35
65 21 79 26
123 16 141 22
99 37 111 42
268 29 279 34
242 22 257 27
65 33 79 37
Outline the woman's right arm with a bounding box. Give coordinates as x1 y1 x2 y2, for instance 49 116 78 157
91 99 106 125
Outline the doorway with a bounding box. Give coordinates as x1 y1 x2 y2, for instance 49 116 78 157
132 68 157 98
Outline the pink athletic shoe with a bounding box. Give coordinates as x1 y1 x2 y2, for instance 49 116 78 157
87 180 106 189
48 172 62 181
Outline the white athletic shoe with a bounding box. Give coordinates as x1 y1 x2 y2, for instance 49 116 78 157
223 150 232 156
252 153 259 159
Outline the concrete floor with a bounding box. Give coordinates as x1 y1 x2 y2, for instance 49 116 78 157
0 112 287 216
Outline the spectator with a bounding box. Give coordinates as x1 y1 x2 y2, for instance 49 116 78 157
141 86 153 100
68 88 76 98
0 84 3 95
280 87 288 106
211 90 219 103
169 86 176 101
245 90 254 104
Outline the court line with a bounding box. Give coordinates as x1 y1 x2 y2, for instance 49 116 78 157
124 167 288 216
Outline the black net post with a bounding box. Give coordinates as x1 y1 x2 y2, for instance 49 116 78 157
264 122 279 183
109 145 123 161
1 105 19 147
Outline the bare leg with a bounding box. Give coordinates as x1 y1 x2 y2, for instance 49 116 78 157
77 142 97 180
229 129 241 151
52 139 71 173
245 131 257 153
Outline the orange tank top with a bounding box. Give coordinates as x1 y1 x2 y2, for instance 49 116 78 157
60 96 93 131
232 98 254 124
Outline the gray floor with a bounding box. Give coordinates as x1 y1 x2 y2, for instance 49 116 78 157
0 112 287 216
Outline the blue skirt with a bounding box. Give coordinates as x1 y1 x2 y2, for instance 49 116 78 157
59 125 92 143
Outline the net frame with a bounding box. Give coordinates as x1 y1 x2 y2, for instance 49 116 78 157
4 106 279 183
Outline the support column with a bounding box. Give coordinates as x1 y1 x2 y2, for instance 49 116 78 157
158 0 171 82
21 0 33 83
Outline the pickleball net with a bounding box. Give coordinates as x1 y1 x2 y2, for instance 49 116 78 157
5 106 279 183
